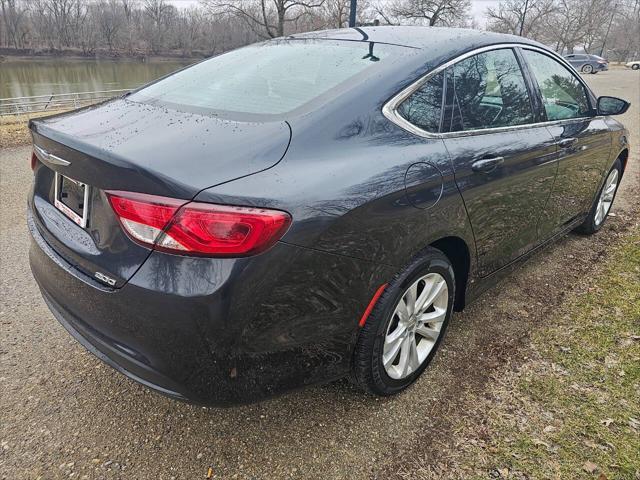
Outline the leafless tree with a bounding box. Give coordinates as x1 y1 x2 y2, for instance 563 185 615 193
486 0 557 38
202 0 326 38
143 0 175 52
321 0 370 28
368 0 397 24
388 0 471 26
1 0 636 62
607 0 640 58
45 0 80 47
76 4 98 53
120 0 138 52
175 8 207 54
95 0 122 52
541 0 611 52
324 0 349 27
1 0 27 47
485 0 638 58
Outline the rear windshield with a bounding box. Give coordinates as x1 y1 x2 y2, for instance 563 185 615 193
130 39 406 117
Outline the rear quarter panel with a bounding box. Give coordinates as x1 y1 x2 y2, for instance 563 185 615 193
196 106 476 273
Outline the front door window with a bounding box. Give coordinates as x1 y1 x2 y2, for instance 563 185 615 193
522 50 591 121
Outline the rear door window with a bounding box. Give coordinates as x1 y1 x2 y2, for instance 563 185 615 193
397 72 445 133
522 49 591 121
448 48 534 132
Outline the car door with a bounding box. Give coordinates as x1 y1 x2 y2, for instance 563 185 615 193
441 47 558 276
520 48 612 239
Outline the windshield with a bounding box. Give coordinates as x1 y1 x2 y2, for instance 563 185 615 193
130 39 406 117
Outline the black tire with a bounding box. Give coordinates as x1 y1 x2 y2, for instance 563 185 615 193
632 64 640 70
351 247 455 396
582 64 593 74
575 158 622 234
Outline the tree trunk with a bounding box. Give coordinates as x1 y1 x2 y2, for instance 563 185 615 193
277 8 285 36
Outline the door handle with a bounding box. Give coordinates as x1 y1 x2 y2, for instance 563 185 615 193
471 156 504 173
557 137 578 148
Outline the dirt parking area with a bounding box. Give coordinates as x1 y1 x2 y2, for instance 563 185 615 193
1 70 638 480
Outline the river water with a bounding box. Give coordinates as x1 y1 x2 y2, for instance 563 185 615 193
0 58 192 99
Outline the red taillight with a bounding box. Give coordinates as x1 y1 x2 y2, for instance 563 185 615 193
106 191 291 257
31 151 38 171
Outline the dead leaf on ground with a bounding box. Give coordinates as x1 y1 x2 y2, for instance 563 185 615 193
532 438 558 453
600 418 614 427
584 439 599 449
583 461 599 474
533 438 550 449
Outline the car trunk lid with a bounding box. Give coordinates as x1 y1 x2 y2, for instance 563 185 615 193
29 99 291 288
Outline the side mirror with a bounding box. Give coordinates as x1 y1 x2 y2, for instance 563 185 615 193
597 96 630 116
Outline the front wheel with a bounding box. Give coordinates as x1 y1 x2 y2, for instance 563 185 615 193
351 248 455 396
632 64 640 70
575 159 622 234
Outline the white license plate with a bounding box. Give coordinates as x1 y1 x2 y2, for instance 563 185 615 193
54 172 90 228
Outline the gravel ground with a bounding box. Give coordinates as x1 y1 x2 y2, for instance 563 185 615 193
1 70 638 480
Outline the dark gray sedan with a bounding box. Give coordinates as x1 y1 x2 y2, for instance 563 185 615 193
28 27 630 405
564 53 609 73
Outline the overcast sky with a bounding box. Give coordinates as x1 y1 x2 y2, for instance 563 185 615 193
167 0 502 27
470 0 501 26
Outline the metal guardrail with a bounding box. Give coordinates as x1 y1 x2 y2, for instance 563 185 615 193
0 89 131 116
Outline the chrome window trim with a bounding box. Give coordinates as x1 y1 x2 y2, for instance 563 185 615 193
382 43 597 139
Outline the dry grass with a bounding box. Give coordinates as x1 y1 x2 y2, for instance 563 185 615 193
0 109 71 148
400 225 640 480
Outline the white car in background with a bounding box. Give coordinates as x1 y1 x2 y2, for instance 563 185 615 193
625 60 640 70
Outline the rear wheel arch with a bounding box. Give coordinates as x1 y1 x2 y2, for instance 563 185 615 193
429 236 471 312
350 247 455 395
617 148 629 176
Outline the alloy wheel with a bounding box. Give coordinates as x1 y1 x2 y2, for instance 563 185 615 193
582 64 593 73
382 273 448 380
594 168 619 226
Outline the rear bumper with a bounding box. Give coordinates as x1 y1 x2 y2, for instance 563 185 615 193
41 290 192 401
29 210 213 402
28 207 394 405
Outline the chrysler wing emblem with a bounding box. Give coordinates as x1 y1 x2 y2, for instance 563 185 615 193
34 144 71 167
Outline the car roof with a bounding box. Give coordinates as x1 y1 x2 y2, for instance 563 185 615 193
289 26 545 51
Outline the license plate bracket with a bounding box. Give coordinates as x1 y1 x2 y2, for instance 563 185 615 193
54 172 90 228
